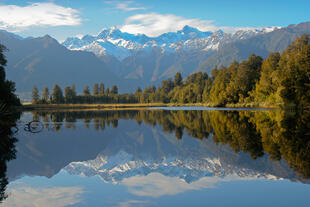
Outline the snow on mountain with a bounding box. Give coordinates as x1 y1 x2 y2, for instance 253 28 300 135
62 25 279 60
63 150 280 184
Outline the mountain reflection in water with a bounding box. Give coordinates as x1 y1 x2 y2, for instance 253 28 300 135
2 109 310 206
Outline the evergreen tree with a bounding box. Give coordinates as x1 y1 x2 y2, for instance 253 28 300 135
32 86 40 103
99 83 105 95
42 87 49 102
0 44 20 106
105 88 110 95
93 83 99 95
174 72 183 86
279 34 310 108
111 85 118 94
51 84 64 104
64 86 76 103
71 85 76 96
135 87 142 94
83 85 90 96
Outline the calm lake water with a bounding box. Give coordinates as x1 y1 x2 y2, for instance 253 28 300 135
1 108 310 207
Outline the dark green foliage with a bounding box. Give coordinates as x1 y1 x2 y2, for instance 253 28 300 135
278 34 310 108
0 44 20 107
83 85 90 96
42 87 50 102
51 84 64 104
99 83 105 95
32 86 40 104
93 83 99 96
0 105 20 203
174 72 183 86
64 86 76 103
0 44 21 200
110 85 118 94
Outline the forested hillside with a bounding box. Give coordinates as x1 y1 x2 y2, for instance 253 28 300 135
32 34 310 109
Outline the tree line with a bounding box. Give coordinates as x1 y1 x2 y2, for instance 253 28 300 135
32 83 139 104
32 34 309 108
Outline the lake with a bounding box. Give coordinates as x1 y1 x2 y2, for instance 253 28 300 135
1 108 310 207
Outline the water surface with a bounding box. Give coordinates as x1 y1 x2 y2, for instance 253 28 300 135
1 109 309 207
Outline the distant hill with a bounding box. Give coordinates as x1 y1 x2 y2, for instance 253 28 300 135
0 31 133 100
196 22 310 73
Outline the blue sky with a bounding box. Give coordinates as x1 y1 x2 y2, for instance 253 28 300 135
0 0 309 41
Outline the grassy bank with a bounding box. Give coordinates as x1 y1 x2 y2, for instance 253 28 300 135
22 103 168 110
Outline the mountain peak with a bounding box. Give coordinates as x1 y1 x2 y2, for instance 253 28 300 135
181 25 198 32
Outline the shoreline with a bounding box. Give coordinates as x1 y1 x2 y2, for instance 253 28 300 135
22 103 280 111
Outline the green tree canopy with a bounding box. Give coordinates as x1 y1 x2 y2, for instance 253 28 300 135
51 84 64 104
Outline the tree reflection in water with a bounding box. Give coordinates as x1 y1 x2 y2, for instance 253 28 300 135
0 104 20 203
30 109 310 179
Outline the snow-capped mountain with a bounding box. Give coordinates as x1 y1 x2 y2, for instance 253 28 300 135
64 150 280 184
62 25 280 60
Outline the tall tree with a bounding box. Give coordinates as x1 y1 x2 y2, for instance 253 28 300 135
51 84 64 104
93 83 99 95
64 86 75 103
105 88 110 95
174 72 183 86
111 85 118 94
42 87 49 102
71 85 77 96
83 85 90 96
99 83 105 95
279 34 310 108
0 44 20 106
32 86 40 103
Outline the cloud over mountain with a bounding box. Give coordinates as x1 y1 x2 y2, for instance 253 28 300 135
119 12 268 37
120 13 217 37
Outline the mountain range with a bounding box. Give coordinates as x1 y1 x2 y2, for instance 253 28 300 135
0 22 309 99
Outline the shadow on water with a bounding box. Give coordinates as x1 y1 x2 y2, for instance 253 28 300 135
0 104 20 203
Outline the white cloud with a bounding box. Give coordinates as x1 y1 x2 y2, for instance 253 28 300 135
120 13 217 37
122 172 258 198
4 186 84 207
0 2 82 32
120 13 264 37
105 1 146 11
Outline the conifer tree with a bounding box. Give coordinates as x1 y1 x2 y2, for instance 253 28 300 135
32 86 40 103
111 85 118 94
0 44 20 106
93 83 99 95
42 87 49 102
99 83 105 95
71 85 77 96
105 88 110 95
83 85 90 96
174 72 183 86
51 84 64 104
